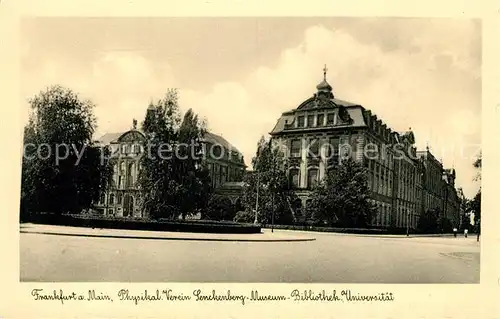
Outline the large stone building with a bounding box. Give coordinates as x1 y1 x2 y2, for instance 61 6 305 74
269 67 461 230
94 115 246 218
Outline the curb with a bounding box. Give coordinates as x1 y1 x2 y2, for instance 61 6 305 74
20 230 317 243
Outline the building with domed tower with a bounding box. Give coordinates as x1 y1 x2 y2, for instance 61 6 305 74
93 111 246 218
269 66 461 231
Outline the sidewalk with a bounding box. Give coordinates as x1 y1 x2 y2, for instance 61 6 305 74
20 223 316 242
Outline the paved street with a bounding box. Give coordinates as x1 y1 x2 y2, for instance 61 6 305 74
20 224 480 283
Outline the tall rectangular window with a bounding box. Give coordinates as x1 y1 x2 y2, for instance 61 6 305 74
307 168 319 188
289 169 300 188
308 139 320 158
307 115 315 127
326 138 339 159
297 116 305 127
327 113 335 125
317 114 324 126
291 139 301 157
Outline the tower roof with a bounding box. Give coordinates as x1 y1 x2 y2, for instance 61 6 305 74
317 65 333 90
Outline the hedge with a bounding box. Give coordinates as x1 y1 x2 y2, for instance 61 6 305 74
261 224 456 235
261 224 389 234
23 213 261 234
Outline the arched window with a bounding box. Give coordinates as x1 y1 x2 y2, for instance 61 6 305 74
117 193 123 205
289 168 300 188
120 161 125 173
128 163 135 187
307 168 319 188
109 193 115 205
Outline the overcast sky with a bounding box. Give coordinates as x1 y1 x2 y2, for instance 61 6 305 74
20 17 481 198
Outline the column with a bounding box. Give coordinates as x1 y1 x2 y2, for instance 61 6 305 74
319 137 327 180
300 137 308 188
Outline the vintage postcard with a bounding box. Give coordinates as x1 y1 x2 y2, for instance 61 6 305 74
1 0 499 318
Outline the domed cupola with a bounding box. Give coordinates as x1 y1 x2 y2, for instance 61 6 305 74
315 65 334 99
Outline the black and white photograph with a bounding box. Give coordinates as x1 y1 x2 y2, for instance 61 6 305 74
18 17 482 285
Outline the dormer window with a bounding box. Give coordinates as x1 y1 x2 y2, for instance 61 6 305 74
307 114 315 127
317 114 324 126
297 116 305 128
327 113 334 125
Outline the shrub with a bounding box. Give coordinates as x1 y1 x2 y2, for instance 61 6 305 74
233 210 255 223
23 213 261 234
205 196 235 221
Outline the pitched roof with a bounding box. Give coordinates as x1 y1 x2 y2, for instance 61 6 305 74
202 131 242 155
97 132 123 145
270 106 367 135
98 130 243 157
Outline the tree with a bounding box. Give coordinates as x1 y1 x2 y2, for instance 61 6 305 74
20 85 112 218
233 210 255 223
473 151 481 181
417 208 440 233
461 210 471 230
470 152 481 226
138 89 211 220
205 195 235 221
307 158 375 227
138 90 181 219
241 136 298 225
172 109 212 219
470 190 481 224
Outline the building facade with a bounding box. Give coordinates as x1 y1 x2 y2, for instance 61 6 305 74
94 119 246 218
269 68 461 230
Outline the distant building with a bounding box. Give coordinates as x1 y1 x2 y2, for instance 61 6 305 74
269 67 461 230
94 110 246 218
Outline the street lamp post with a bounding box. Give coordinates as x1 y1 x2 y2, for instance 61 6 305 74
406 210 410 237
271 151 276 233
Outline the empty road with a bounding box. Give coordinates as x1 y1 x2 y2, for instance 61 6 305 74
20 224 480 283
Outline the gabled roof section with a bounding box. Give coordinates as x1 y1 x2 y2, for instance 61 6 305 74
97 132 123 145
202 131 242 155
270 106 368 135
398 130 415 144
98 130 145 145
270 114 295 135
296 96 359 110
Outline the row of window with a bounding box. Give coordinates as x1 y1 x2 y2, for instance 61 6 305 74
98 192 134 206
207 163 244 188
113 161 140 174
113 175 137 189
372 202 391 226
425 194 443 212
296 112 336 129
395 206 418 228
289 138 342 158
370 201 420 228
289 168 319 189
366 118 394 142
110 143 143 155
